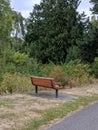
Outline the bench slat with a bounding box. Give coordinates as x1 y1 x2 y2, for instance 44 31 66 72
31 78 54 88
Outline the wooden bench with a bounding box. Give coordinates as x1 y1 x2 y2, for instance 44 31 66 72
31 76 64 98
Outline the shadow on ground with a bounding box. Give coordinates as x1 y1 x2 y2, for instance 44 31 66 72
28 91 78 100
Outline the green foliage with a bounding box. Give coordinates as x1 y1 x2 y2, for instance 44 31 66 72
0 0 98 94
66 46 81 62
91 57 98 78
12 51 28 65
0 0 27 77
0 60 94 94
47 66 68 86
62 60 91 87
91 15 98 28
4 63 16 73
25 0 86 63
0 73 32 94
78 23 98 63
38 60 92 88
90 0 98 14
11 11 26 39
0 45 43 75
38 62 55 77
0 0 12 42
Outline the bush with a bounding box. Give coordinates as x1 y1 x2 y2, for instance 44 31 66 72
12 51 28 66
4 63 16 73
91 57 98 78
92 57 98 78
62 60 92 87
0 73 33 94
47 66 68 86
0 60 93 94
38 60 92 88
39 62 55 77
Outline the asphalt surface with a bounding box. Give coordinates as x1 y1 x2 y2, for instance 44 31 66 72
46 102 98 130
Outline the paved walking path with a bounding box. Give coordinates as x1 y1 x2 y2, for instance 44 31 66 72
46 102 98 130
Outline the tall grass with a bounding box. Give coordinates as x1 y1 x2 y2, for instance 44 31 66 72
0 72 33 94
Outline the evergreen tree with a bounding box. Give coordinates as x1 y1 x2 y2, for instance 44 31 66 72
90 0 98 14
79 0 98 63
25 0 86 63
79 21 98 63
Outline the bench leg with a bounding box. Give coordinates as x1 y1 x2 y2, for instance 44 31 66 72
55 89 58 98
35 86 38 94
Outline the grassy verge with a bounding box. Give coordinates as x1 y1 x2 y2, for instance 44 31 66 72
0 99 15 107
22 95 98 130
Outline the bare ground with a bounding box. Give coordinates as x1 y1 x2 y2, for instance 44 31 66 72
0 83 98 130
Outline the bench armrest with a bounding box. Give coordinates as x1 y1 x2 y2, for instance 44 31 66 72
54 81 64 89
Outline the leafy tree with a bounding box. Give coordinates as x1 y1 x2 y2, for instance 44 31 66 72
90 0 98 14
0 0 12 75
25 0 86 63
0 0 27 75
90 15 98 28
10 11 27 52
0 0 26 48
11 11 26 40
0 0 12 43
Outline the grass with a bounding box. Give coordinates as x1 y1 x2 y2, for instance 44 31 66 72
21 95 98 130
0 93 98 130
0 113 17 119
0 99 15 107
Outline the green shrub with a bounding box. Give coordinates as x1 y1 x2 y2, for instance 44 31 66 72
4 63 16 73
12 51 28 66
39 62 55 77
91 57 98 78
29 58 43 76
47 66 68 86
0 73 32 94
0 58 93 94
37 60 92 88
62 60 92 87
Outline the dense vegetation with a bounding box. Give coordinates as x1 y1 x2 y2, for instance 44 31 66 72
0 0 98 94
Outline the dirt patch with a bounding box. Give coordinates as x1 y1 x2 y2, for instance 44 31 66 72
0 84 98 130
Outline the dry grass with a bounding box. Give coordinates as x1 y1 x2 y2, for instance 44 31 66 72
0 83 98 130
0 93 67 130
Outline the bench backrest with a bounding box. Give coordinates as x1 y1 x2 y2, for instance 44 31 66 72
31 76 55 88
